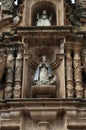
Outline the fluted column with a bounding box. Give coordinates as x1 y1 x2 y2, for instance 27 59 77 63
5 48 14 99
74 49 83 98
13 47 23 98
66 49 74 98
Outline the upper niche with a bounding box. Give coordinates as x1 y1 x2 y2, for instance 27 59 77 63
31 1 56 26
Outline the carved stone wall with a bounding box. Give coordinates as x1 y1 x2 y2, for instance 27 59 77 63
0 0 86 130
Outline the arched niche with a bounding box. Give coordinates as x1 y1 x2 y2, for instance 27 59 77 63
31 1 57 26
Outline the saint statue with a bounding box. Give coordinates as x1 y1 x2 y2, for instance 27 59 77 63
33 56 56 86
36 10 52 26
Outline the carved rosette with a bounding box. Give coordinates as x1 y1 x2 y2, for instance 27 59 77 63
13 46 23 98
66 50 74 98
5 47 14 99
74 49 83 98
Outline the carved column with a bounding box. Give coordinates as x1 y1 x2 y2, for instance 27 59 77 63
74 49 83 98
66 49 74 98
13 46 23 98
5 48 14 99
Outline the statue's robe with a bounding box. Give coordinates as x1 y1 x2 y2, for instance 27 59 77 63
37 14 51 26
34 62 52 82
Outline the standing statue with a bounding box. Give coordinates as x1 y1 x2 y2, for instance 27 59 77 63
36 10 52 26
33 55 56 85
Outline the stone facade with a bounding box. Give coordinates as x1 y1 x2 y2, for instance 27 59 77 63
0 0 86 130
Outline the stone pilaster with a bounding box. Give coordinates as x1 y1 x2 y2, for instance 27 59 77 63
5 47 14 99
22 54 31 98
13 46 23 98
66 49 74 98
74 49 83 98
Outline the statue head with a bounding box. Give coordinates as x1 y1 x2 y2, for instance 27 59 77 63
42 55 47 62
42 10 47 15
41 10 48 19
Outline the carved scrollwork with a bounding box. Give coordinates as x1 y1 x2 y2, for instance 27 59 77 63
0 0 14 11
0 0 23 28
67 0 86 28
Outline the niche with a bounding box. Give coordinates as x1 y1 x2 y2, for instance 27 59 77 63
31 1 56 26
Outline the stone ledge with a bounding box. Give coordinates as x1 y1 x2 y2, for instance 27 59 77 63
32 85 56 98
30 111 57 122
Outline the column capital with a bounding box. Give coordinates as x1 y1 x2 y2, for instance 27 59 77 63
65 42 73 51
73 42 82 52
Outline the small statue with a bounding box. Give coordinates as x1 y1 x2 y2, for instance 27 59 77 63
36 10 52 26
33 55 56 86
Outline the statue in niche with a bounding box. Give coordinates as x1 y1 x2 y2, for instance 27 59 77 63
36 10 52 26
33 55 56 86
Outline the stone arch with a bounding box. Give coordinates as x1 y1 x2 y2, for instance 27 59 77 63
31 1 57 26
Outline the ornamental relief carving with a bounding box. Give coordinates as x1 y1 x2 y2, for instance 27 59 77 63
74 60 82 81
0 0 14 11
66 59 73 81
